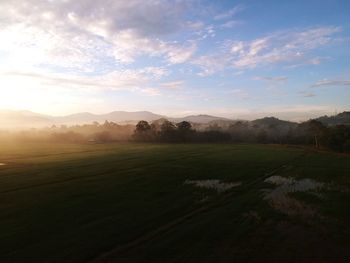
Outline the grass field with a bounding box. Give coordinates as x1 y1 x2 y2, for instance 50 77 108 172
0 142 350 262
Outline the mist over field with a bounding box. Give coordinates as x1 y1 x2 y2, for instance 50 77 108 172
1 0 350 262
1 109 349 153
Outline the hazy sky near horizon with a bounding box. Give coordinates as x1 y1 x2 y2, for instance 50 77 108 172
0 0 349 120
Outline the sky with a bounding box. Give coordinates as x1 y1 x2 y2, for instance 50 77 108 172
0 0 349 120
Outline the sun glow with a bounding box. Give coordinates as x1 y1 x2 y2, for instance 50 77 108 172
0 72 79 114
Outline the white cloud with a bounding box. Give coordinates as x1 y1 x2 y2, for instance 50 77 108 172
193 54 231 76
165 42 197 64
230 41 245 54
287 57 326 68
195 25 216 40
138 87 161 96
311 79 350 87
186 21 205 30
160 81 184 89
193 26 341 75
110 30 196 64
0 66 168 93
220 20 242 29
254 76 288 82
214 5 244 20
231 26 341 69
0 0 198 72
299 91 316 97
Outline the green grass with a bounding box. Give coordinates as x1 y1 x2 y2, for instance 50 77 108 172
0 142 349 262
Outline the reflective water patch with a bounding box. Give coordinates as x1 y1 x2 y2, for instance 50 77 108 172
263 176 324 217
184 179 241 193
265 176 323 193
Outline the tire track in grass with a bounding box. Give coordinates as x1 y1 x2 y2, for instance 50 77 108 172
0 152 208 194
87 151 308 263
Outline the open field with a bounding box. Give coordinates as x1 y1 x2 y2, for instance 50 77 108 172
0 142 350 262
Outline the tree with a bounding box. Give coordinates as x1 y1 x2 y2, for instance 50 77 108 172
177 121 193 142
296 120 327 148
177 121 192 131
326 125 350 152
133 121 152 141
135 120 151 132
306 120 327 148
160 120 177 141
229 121 250 142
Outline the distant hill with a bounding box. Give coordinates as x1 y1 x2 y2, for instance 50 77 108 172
314 111 350 126
170 114 230 124
54 111 165 125
1 110 350 129
252 117 298 128
0 110 52 128
0 110 228 128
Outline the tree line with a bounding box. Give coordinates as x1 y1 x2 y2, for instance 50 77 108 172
1 118 349 152
133 119 350 152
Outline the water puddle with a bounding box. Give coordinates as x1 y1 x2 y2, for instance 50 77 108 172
184 179 241 193
263 176 324 217
265 176 323 193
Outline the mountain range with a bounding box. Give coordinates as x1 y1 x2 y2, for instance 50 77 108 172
0 110 229 128
315 112 350 126
0 109 349 129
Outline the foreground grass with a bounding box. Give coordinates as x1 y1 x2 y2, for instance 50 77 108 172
0 142 349 262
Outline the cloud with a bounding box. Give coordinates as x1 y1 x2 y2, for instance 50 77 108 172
0 66 168 93
311 79 350 87
138 87 161 96
254 76 288 82
166 42 197 64
214 5 245 20
160 81 184 89
299 91 316 97
0 0 198 71
109 30 197 64
230 26 341 69
287 57 327 68
139 67 169 79
192 54 231 76
193 26 341 75
195 25 216 40
186 21 205 30
220 20 242 29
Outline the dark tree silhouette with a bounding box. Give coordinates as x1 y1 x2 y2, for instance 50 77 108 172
177 121 191 130
177 121 193 142
305 120 327 148
160 120 177 141
326 125 350 152
133 121 152 141
135 121 151 132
